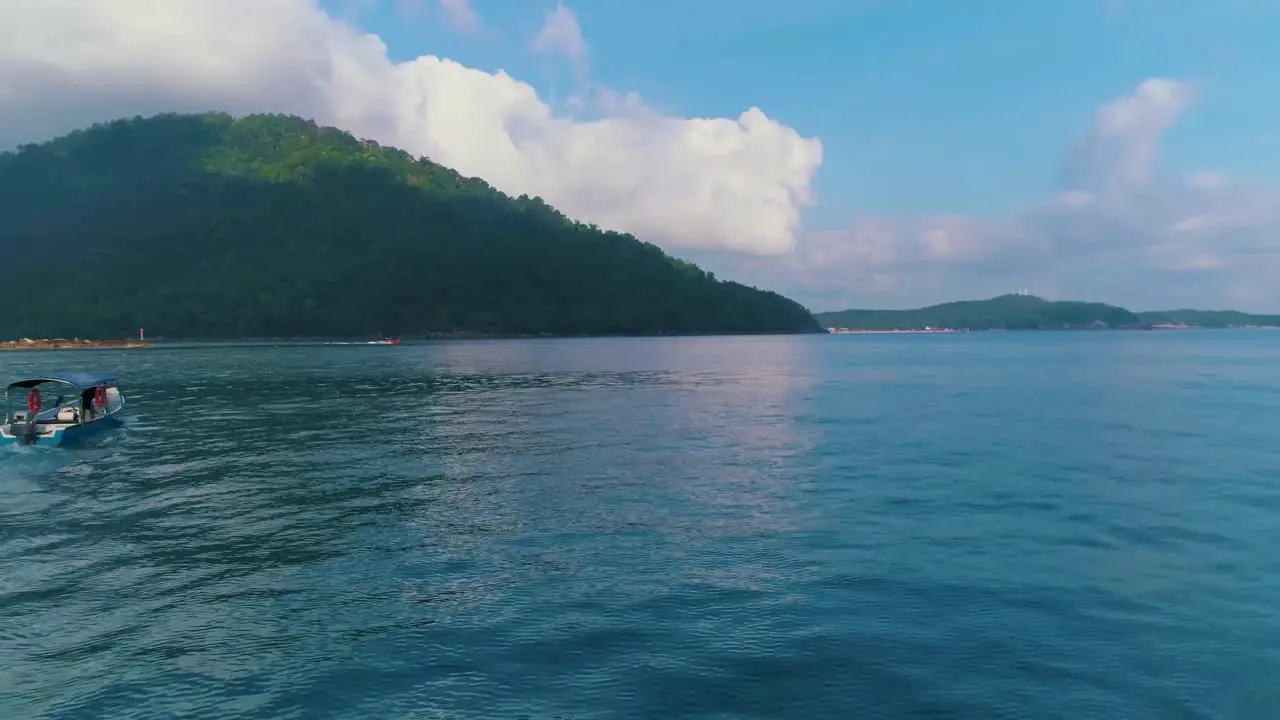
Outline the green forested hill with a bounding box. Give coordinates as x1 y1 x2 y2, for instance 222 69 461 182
0 112 822 339
814 294 1143 330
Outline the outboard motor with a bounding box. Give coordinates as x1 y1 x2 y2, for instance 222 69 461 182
8 417 39 445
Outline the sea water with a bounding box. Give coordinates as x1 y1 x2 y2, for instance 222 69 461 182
1 332 1278 718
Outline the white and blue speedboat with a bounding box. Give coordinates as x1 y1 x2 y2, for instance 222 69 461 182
1 372 126 447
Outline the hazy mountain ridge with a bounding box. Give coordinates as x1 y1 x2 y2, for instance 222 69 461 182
814 294 1280 331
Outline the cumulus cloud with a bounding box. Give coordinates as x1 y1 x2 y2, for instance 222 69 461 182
1059 78 1195 194
0 0 821 257
721 77 1280 312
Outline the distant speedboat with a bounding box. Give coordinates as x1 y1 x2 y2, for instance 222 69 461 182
1 373 125 447
323 337 400 346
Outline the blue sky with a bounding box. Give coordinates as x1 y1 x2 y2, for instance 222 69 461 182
5 0 1280 311
328 0 1279 224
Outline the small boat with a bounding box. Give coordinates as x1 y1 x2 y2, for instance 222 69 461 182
367 338 401 345
1 372 126 447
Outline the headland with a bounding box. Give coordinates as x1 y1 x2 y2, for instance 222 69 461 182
0 112 822 340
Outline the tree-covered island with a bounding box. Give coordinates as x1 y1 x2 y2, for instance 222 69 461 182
815 294 1280 331
0 112 824 340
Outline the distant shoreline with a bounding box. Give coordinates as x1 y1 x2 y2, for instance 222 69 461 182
7 325 1278 350
814 294 1280 332
1148 323 1280 330
0 339 154 351
826 328 968 335
825 325 1280 334
0 329 823 349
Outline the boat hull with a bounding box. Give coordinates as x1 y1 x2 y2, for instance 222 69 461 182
0 413 123 447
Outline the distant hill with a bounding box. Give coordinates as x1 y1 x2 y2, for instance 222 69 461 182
813 295 1144 331
0 112 823 339
1136 309 1280 328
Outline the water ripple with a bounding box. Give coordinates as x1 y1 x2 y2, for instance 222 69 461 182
1 334 1279 718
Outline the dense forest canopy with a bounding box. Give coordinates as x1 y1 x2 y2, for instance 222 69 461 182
0 112 823 339
814 295 1145 330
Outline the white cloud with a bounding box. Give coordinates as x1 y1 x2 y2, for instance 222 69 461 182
717 77 1280 312
1059 78 1195 194
438 0 480 32
0 0 821 257
533 2 588 71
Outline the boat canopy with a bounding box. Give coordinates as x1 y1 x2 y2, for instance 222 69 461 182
6 372 119 390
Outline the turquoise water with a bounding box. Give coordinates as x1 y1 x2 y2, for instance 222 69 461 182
1 333 1278 718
